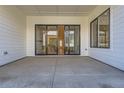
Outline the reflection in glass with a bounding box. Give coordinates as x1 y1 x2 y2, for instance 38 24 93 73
65 30 69 54
64 25 80 55
74 26 80 54
98 9 110 48
90 9 110 48
35 26 46 54
47 26 58 54
90 19 98 47
36 25 80 55
69 30 75 54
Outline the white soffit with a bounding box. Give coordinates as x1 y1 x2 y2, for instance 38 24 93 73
16 5 97 16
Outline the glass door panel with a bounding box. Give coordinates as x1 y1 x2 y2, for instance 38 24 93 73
35 25 80 55
64 26 69 54
64 25 80 55
35 25 46 55
64 30 69 54
69 30 75 54
74 26 80 54
47 26 58 54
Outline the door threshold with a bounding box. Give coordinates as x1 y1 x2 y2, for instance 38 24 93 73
34 55 81 57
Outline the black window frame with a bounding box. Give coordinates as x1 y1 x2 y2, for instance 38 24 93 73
90 8 110 48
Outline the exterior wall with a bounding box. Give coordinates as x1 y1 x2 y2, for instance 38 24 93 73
88 5 124 70
26 16 89 56
0 6 26 65
1 5 124 70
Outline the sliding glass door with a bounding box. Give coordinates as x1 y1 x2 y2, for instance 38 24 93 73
64 25 80 55
35 25 80 55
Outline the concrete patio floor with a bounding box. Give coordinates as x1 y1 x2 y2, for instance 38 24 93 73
0 56 124 88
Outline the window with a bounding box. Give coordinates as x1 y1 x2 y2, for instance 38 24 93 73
90 8 110 48
90 19 98 48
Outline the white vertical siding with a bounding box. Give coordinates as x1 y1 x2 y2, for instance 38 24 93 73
89 6 124 70
0 6 26 65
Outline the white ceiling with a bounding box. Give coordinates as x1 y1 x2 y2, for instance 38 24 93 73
16 5 97 16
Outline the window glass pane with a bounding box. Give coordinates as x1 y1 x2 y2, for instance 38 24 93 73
90 19 98 47
47 26 57 31
98 9 110 48
47 26 58 54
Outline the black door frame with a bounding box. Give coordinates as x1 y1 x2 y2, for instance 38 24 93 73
35 24 58 55
35 24 80 55
64 25 80 55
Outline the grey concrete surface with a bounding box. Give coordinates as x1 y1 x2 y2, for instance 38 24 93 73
0 56 124 88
